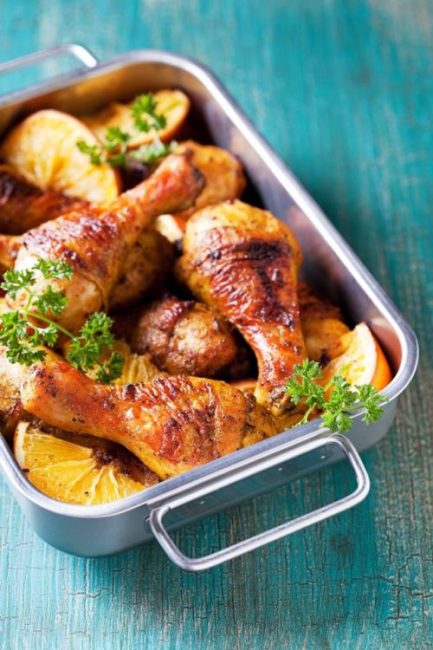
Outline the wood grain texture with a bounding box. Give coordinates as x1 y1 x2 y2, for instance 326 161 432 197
0 0 432 648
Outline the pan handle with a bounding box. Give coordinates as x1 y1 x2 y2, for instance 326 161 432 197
0 44 98 76
149 433 370 572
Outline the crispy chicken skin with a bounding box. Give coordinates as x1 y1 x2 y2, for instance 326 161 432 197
174 141 246 219
229 286 350 393
299 283 343 321
0 344 63 438
176 200 306 413
0 224 174 313
299 283 350 362
130 293 243 377
0 348 27 436
109 230 174 309
0 233 20 271
0 229 174 310
0 165 89 235
20 359 276 479
11 153 203 331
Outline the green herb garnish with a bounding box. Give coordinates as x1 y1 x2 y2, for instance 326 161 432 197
130 139 177 164
76 141 102 165
77 92 171 167
130 93 167 133
286 359 387 433
0 261 124 384
77 132 175 168
95 351 125 384
77 126 131 168
102 126 131 166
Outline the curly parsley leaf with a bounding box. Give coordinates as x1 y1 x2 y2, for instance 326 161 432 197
0 311 47 366
28 324 59 348
0 311 29 346
0 260 124 383
101 126 131 166
104 126 130 149
1 268 35 299
130 139 177 164
66 312 123 382
77 94 171 167
285 359 325 409
76 140 103 165
95 351 125 385
357 383 387 424
80 312 115 348
34 258 74 280
34 287 68 316
286 360 387 433
131 93 167 132
5 342 46 366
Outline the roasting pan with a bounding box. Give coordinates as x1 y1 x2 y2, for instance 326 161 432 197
0 44 418 570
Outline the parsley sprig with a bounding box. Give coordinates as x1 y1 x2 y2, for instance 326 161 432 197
77 92 173 168
286 359 387 433
0 260 124 384
130 139 177 164
77 126 131 167
77 134 176 168
76 141 103 165
131 93 167 132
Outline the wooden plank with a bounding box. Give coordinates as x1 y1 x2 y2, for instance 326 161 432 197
0 1 432 648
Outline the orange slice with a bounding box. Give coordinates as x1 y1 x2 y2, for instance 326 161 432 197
321 322 392 391
14 421 156 505
83 90 190 148
0 110 120 203
114 352 163 384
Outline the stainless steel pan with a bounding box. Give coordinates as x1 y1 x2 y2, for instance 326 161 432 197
0 45 418 570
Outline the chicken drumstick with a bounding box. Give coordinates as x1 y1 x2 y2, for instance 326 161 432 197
21 358 276 479
176 200 306 414
0 165 89 235
11 153 203 331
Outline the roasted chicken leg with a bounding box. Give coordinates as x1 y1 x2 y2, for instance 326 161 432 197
11 153 203 331
0 233 20 271
176 200 306 413
21 358 276 479
0 165 89 235
109 230 174 309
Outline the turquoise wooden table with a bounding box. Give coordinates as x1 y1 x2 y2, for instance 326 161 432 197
0 1 432 648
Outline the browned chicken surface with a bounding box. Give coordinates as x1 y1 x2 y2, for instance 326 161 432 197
0 344 62 438
299 283 350 363
20 359 276 479
174 141 246 219
0 228 173 311
11 153 203 331
0 354 26 437
109 230 174 309
0 233 20 271
0 224 174 314
0 165 89 235
176 200 306 414
130 293 251 378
